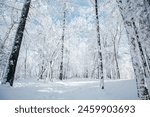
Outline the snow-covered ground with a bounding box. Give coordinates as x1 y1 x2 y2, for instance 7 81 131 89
0 79 139 100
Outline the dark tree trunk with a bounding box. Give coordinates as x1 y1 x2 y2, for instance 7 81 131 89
59 4 66 80
49 61 53 81
95 0 104 89
137 0 150 78
2 0 31 86
131 19 150 78
144 48 150 73
39 60 46 80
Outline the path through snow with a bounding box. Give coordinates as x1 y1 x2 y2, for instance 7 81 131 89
0 79 139 100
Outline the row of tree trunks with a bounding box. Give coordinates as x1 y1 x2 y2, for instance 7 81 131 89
116 0 150 100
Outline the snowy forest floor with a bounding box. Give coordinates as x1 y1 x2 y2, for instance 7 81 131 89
0 78 144 100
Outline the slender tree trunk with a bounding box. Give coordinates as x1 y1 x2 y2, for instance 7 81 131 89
2 0 31 86
59 4 66 80
144 48 150 73
137 0 150 78
131 18 150 78
49 61 53 81
116 0 150 99
113 41 120 79
95 0 104 89
39 58 47 80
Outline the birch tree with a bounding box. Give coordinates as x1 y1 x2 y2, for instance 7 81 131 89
2 0 31 86
94 0 104 89
59 2 67 80
116 0 150 99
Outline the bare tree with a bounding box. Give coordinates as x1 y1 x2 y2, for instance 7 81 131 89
2 0 31 86
59 2 67 80
110 23 122 79
94 0 104 89
116 0 150 99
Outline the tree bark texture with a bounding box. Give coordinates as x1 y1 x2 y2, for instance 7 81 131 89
2 0 31 86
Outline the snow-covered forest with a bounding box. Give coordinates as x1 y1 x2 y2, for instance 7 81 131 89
0 0 150 100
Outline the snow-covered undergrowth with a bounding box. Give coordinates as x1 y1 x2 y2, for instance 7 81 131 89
0 79 139 100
